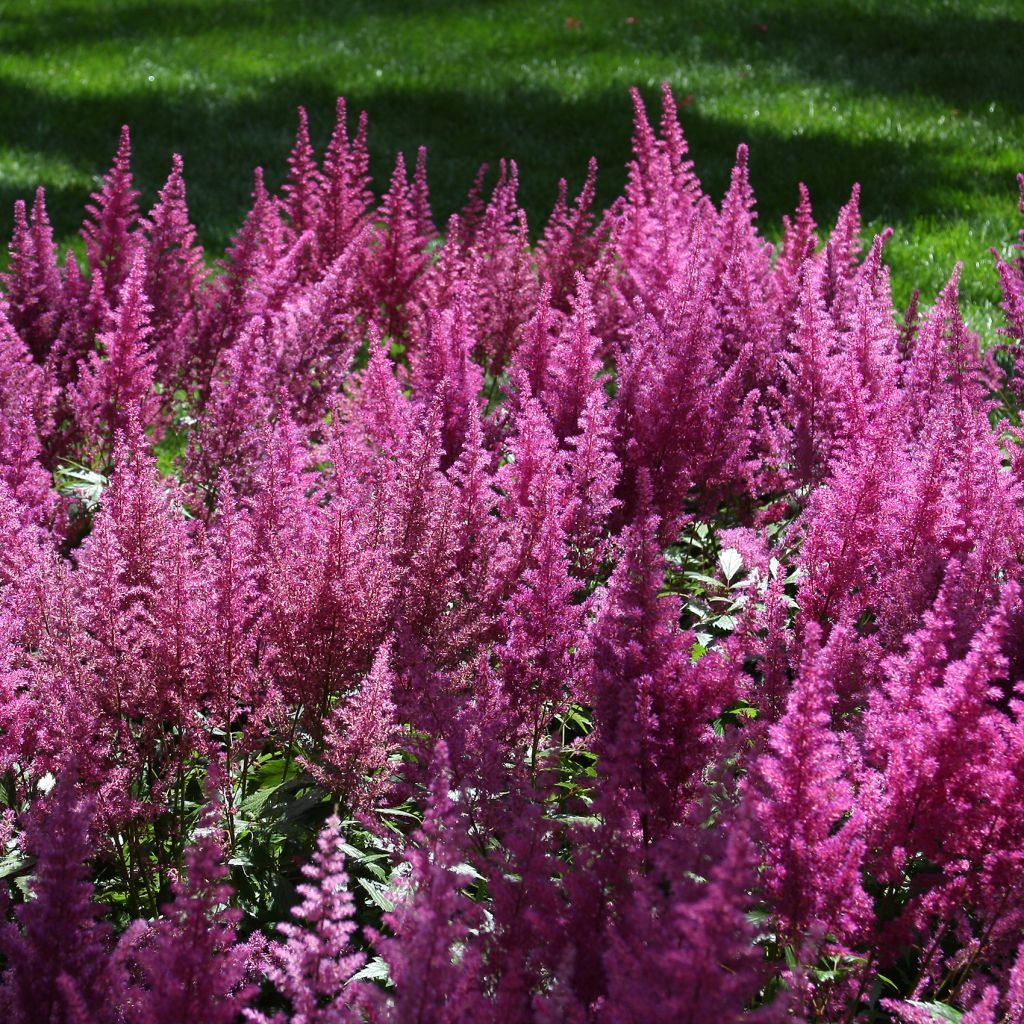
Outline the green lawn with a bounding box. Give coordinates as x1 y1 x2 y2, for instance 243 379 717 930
1 0 1022 336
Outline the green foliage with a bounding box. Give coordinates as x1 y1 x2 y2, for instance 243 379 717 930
54 460 108 516
904 1002 963 1023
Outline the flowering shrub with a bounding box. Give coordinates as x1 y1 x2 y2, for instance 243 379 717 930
1 85 1024 1022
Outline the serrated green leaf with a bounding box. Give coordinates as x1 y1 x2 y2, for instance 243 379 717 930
349 956 392 987
904 1001 963 1023
0 850 32 879
357 877 395 912
453 861 484 881
239 787 275 818
374 807 421 821
280 789 329 822
556 814 601 828
719 548 743 581
684 572 721 588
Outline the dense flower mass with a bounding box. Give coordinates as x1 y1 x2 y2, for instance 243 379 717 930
1 85 1024 1022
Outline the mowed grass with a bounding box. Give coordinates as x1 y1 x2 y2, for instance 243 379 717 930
0 0 1022 336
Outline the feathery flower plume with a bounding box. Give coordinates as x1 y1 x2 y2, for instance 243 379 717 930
82 125 141 306
72 246 158 450
3 188 63 361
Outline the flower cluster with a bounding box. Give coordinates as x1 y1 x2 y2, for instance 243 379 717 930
1 85 1023 1022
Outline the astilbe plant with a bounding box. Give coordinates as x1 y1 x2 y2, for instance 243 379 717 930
2 84 1024 1024
81 124 141 310
747 623 870 965
141 153 208 390
0 779 114 1024
2 188 63 362
71 247 159 455
115 802 255 1024
249 816 370 1024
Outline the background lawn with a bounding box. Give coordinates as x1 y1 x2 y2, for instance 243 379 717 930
0 0 1021 337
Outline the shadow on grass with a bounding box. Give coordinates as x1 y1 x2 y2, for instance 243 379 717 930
0 77 998 247
0 0 481 53
0 0 1020 251
4 0 1020 113
631 3 1024 116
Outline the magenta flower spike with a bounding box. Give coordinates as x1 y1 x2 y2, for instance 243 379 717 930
81 125 141 307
